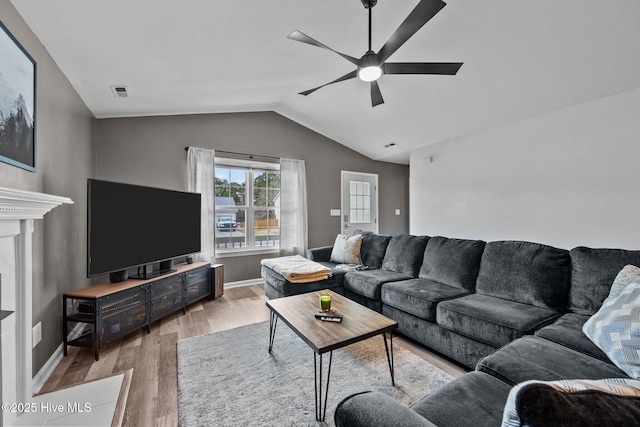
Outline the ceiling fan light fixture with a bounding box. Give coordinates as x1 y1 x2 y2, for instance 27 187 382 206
358 65 382 82
358 51 382 82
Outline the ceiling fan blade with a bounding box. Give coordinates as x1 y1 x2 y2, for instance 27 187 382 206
370 81 385 107
384 62 463 75
377 0 446 63
299 70 358 96
288 30 360 66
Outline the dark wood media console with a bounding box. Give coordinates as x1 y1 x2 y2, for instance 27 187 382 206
63 262 218 360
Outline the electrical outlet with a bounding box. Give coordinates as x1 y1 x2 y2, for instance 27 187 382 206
32 322 42 348
395 209 401 216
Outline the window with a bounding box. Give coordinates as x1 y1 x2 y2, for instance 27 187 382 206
349 180 371 223
214 158 280 254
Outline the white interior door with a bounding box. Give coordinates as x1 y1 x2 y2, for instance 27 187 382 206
341 171 378 235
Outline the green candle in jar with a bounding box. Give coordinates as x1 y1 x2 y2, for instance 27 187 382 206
320 294 332 311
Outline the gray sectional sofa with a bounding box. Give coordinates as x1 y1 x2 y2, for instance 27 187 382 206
260 232 640 426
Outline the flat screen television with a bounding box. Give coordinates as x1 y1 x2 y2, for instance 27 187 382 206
87 179 201 282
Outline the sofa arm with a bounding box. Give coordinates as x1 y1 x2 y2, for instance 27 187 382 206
335 391 437 427
307 245 333 262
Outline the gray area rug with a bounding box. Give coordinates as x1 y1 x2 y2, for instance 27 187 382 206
177 321 454 426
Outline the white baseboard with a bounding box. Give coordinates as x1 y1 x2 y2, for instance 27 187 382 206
32 342 63 394
224 278 263 289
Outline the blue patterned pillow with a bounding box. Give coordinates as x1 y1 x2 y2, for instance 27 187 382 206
583 279 640 379
606 265 640 304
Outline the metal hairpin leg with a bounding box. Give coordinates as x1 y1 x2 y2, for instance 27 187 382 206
268 311 278 353
314 351 333 422
383 332 395 386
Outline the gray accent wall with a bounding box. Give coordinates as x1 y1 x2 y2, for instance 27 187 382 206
96 112 409 282
0 4 97 375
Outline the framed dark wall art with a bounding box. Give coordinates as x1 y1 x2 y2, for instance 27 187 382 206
0 20 36 172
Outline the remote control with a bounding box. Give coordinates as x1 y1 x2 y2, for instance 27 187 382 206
315 312 342 319
321 317 342 322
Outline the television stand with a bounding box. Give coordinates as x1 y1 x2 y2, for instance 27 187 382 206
63 262 216 360
129 268 177 280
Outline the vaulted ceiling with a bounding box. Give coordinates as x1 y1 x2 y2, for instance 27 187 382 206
11 0 640 164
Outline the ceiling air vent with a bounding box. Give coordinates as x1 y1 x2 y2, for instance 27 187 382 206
110 85 130 98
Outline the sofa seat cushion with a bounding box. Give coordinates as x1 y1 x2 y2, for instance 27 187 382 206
412 371 512 427
343 269 413 300
437 294 559 348
477 335 628 386
381 234 429 276
535 313 611 363
261 264 345 297
569 246 640 315
476 241 570 311
381 278 470 321
418 236 486 292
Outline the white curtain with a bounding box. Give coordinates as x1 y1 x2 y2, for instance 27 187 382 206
279 158 308 256
187 147 216 263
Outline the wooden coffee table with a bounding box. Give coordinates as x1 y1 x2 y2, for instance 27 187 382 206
265 289 398 422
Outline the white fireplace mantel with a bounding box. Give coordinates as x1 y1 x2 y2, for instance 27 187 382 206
0 186 73 220
0 186 73 426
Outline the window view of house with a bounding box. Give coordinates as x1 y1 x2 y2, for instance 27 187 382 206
214 161 280 252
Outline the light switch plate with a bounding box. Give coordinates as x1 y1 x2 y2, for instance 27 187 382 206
330 209 341 216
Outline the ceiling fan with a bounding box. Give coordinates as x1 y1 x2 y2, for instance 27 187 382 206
288 0 462 107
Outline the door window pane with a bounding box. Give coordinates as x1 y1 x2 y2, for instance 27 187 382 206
349 180 371 224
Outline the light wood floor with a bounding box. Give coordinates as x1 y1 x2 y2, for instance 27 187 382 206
42 284 466 426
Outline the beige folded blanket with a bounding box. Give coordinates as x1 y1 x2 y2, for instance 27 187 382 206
261 255 331 283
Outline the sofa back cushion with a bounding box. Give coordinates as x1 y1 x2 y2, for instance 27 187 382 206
475 241 570 311
381 234 429 276
360 233 392 269
569 246 640 315
419 236 486 291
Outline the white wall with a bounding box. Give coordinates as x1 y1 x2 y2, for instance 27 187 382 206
410 87 640 250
